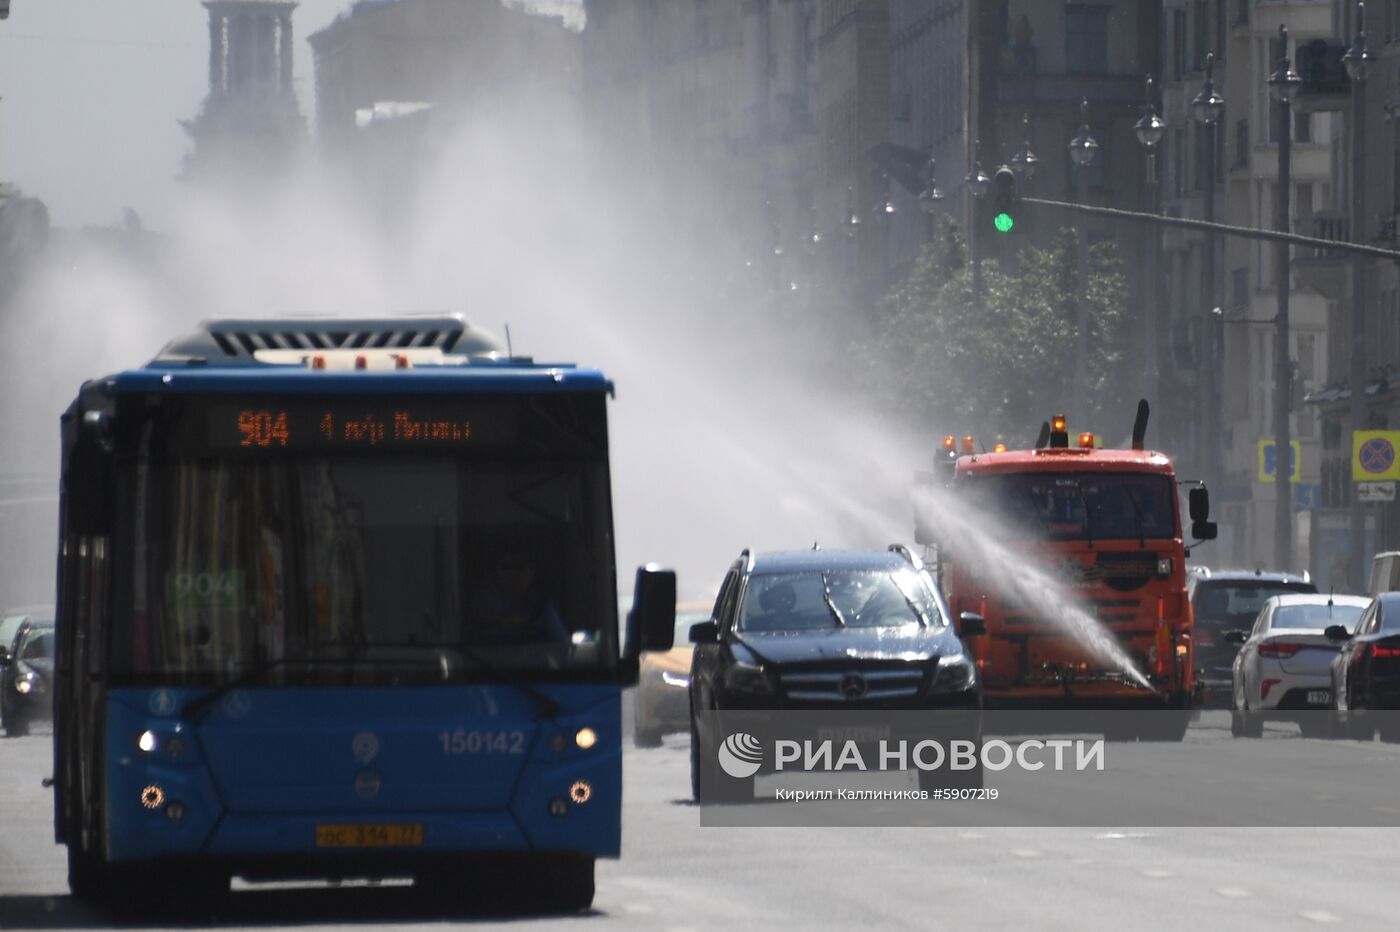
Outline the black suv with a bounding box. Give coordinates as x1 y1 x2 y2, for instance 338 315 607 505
1 616 55 736
1188 567 1317 705
688 545 984 798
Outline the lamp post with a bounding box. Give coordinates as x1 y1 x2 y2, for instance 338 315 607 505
966 142 991 312
1135 77 1166 406
1193 51 1226 493
1344 1 1375 590
917 153 944 241
1269 25 1302 570
1010 113 1040 188
1068 99 1099 426
843 183 861 284
872 172 897 278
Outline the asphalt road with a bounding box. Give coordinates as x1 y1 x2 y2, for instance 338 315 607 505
1 714 1398 930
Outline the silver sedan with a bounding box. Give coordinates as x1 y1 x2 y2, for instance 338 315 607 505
1228 593 1369 738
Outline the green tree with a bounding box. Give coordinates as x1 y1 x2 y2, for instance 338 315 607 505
859 217 1132 446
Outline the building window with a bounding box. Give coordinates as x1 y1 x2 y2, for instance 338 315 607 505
1066 5 1109 74
1295 111 1313 144
1236 0 1249 25
1173 10 1187 80
1171 129 1185 198
1234 119 1248 168
1232 267 1249 308
1192 0 1209 70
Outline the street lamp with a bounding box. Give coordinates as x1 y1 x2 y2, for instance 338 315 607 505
1268 24 1301 570
1135 77 1166 407
1194 51 1225 496
1068 99 1098 426
1345 1 1375 589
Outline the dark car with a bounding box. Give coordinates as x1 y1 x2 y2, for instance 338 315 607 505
1328 591 1400 741
687 545 984 799
1188 568 1317 704
1 616 55 736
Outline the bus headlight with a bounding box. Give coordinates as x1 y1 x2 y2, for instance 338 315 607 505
574 727 597 750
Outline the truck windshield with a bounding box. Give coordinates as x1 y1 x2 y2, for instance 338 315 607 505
109 395 618 686
963 472 1178 542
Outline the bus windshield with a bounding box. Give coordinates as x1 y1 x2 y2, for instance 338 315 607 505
111 395 618 686
962 471 1178 542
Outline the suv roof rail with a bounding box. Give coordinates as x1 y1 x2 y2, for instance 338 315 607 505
740 548 754 573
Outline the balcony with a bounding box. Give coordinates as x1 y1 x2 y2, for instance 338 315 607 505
1293 211 1351 299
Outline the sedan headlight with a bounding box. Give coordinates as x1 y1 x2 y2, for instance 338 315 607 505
660 670 691 689
723 660 773 694
931 652 977 693
15 662 43 695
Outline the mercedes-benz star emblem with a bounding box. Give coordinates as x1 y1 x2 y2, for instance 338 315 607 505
839 673 868 699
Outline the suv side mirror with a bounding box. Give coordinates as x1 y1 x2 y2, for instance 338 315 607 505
958 611 987 638
1223 630 1248 646
1324 624 1351 642
689 621 719 644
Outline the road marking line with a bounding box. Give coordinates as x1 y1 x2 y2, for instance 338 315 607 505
1215 887 1251 898
958 832 985 840
1299 911 1342 924
1141 868 1174 878
1094 832 1153 839
622 903 655 914
1010 848 1041 858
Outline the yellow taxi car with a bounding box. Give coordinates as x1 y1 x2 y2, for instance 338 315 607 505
633 601 713 747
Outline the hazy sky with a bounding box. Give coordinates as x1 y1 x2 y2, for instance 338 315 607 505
0 0 351 229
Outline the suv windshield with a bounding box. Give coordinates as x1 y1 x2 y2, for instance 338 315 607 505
1193 581 1317 632
738 569 942 633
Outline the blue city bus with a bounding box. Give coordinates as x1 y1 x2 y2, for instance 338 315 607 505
52 317 675 915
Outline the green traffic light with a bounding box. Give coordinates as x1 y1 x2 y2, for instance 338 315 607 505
994 212 1015 233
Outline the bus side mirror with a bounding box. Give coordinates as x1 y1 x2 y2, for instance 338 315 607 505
1188 487 1211 522
1191 520 1218 541
626 564 676 658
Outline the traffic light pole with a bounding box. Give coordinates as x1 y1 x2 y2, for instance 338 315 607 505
1017 196 1400 262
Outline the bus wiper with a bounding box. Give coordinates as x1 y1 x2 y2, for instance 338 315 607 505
820 573 849 627
449 643 561 720
181 657 354 724
1121 482 1148 548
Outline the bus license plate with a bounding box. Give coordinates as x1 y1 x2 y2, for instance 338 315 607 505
315 823 424 848
1307 690 1330 705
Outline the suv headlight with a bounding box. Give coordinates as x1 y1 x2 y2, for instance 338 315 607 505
931 652 976 693
723 660 773 694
